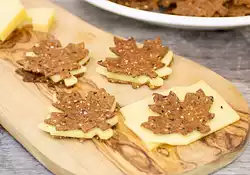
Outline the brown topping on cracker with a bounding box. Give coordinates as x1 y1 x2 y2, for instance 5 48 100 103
160 0 179 8
15 68 66 89
167 0 228 17
163 0 250 17
45 89 116 133
17 40 89 79
15 68 49 83
110 0 250 17
109 0 159 10
98 37 168 78
31 39 62 55
141 89 215 135
228 3 250 16
233 0 250 7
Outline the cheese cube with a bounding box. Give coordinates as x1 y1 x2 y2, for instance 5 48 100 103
0 1 28 41
26 8 55 32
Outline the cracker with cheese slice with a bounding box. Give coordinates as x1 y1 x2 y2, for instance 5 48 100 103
120 80 240 150
17 39 90 87
97 37 173 89
39 88 119 140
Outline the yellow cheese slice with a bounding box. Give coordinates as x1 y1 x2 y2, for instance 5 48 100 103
96 51 173 88
23 8 55 32
120 80 240 150
0 1 28 41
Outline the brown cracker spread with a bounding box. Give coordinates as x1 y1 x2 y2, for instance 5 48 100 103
169 0 229 17
233 0 250 7
163 0 250 16
160 0 179 9
15 68 67 89
110 0 250 17
141 89 215 135
45 88 116 133
228 3 250 16
17 39 89 79
15 68 50 84
98 37 168 78
109 0 159 10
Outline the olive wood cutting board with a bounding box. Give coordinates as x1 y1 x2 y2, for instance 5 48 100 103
0 0 249 175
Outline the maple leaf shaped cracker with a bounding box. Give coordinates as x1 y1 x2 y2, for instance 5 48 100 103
17 39 90 87
39 89 118 140
97 37 173 89
141 89 215 135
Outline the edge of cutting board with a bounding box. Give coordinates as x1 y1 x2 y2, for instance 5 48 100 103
0 0 249 175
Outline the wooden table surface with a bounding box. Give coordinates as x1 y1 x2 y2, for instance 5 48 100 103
0 0 249 174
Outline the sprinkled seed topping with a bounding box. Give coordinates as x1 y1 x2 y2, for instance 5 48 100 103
17 39 89 79
141 89 215 135
98 37 168 78
45 89 116 133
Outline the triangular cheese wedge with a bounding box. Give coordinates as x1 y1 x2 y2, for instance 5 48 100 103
19 8 55 32
0 1 28 41
27 8 55 32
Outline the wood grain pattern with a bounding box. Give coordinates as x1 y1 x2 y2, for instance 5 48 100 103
0 0 250 175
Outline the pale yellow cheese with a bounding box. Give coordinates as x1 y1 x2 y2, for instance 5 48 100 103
161 50 174 66
17 18 32 29
50 55 89 83
5 0 21 3
23 8 55 32
96 51 173 87
0 1 28 41
63 76 78 87
121 80 240 150
50 66 87 86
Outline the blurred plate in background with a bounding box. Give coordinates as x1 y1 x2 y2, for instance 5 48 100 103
82 0 250 30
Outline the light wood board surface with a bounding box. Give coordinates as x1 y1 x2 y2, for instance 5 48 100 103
0 0 249 175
